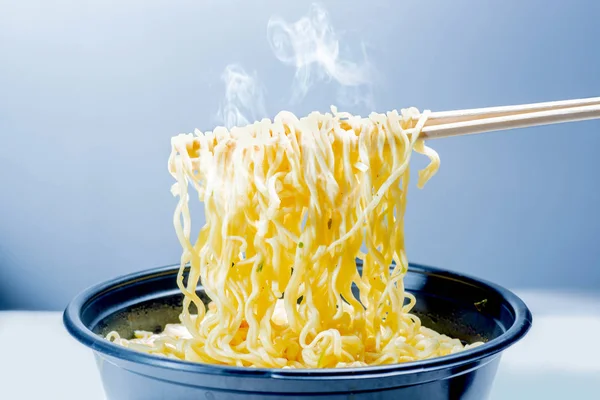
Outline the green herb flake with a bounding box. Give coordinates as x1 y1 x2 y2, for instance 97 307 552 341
327 218 332 229
474 299 488 312
257 263 263 272
317 350 327 367
298 242 304 248
231 262 235 268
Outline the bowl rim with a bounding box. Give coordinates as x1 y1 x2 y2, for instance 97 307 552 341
63 262 532 379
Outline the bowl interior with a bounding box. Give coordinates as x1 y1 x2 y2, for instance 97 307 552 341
83 264 514 346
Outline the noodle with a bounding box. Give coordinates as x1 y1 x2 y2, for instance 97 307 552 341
107 106 482 368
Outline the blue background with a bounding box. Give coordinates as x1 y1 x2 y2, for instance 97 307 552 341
1 0 599 310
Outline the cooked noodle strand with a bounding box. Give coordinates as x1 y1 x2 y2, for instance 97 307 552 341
107 106 482 368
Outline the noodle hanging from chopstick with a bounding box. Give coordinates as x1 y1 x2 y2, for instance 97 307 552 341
107 106 482 368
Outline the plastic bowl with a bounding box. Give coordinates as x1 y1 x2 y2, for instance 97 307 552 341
64 263 532 400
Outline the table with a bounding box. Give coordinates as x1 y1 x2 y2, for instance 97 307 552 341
1 290 598 399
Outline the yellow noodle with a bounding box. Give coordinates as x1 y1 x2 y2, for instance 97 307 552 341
107 106 483 368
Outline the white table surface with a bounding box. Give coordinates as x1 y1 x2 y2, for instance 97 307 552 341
1 290 599 400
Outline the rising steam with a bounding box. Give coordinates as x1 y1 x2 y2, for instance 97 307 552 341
217 3 374 128
267 3 373 106
217 64 267 129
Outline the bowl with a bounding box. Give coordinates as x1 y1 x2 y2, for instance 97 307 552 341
63 262 532 400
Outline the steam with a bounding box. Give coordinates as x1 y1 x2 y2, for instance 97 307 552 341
216 3 375 129
217 64 267 129
267 3 373 106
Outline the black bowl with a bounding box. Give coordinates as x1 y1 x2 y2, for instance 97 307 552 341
64 263 532 400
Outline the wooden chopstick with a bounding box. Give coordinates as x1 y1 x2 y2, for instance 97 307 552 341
417 98 600 140
425 96 600 126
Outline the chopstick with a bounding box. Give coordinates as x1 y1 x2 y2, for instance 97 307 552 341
426 97 600 125
417 97 600 140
